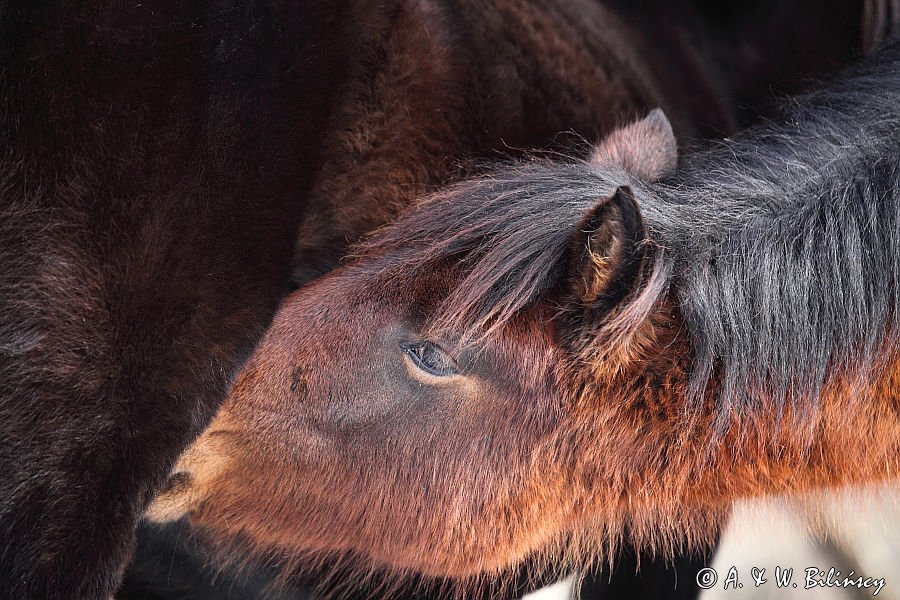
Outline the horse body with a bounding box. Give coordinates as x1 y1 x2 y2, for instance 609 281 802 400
287 0 743 285
0 3 357 597
289 0 887 284
149 34 900 588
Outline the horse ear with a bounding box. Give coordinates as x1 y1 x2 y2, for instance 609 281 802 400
589 108 677 181
566 186 646 316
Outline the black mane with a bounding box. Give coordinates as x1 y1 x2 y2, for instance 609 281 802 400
360 159 627 336
364 38 900 418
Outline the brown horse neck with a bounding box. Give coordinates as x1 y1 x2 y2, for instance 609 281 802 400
563 284 900 524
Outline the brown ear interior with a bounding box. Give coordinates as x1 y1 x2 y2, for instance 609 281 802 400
568 186 646 316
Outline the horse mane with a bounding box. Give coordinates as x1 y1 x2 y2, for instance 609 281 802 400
658 38 900 420
357 157 634 338
361 38 900 424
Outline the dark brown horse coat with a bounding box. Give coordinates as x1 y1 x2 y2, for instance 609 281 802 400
286 0 743 287
0 3 348 598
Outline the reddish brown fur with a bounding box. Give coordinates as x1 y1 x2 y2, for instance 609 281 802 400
150 252 900 584
147 121 900 590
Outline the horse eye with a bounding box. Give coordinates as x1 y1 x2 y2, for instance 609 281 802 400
400 341 459 377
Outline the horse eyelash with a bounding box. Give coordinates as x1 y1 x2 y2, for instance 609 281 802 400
400 341 460 377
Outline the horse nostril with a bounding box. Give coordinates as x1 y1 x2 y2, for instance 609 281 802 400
146 469 199 523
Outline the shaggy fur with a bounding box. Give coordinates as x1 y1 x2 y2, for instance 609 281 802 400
147 34 900 596
286 0 744 286
288 0 890 286
0 0 755 598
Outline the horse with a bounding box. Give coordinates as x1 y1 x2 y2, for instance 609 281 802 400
147 33 900 596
